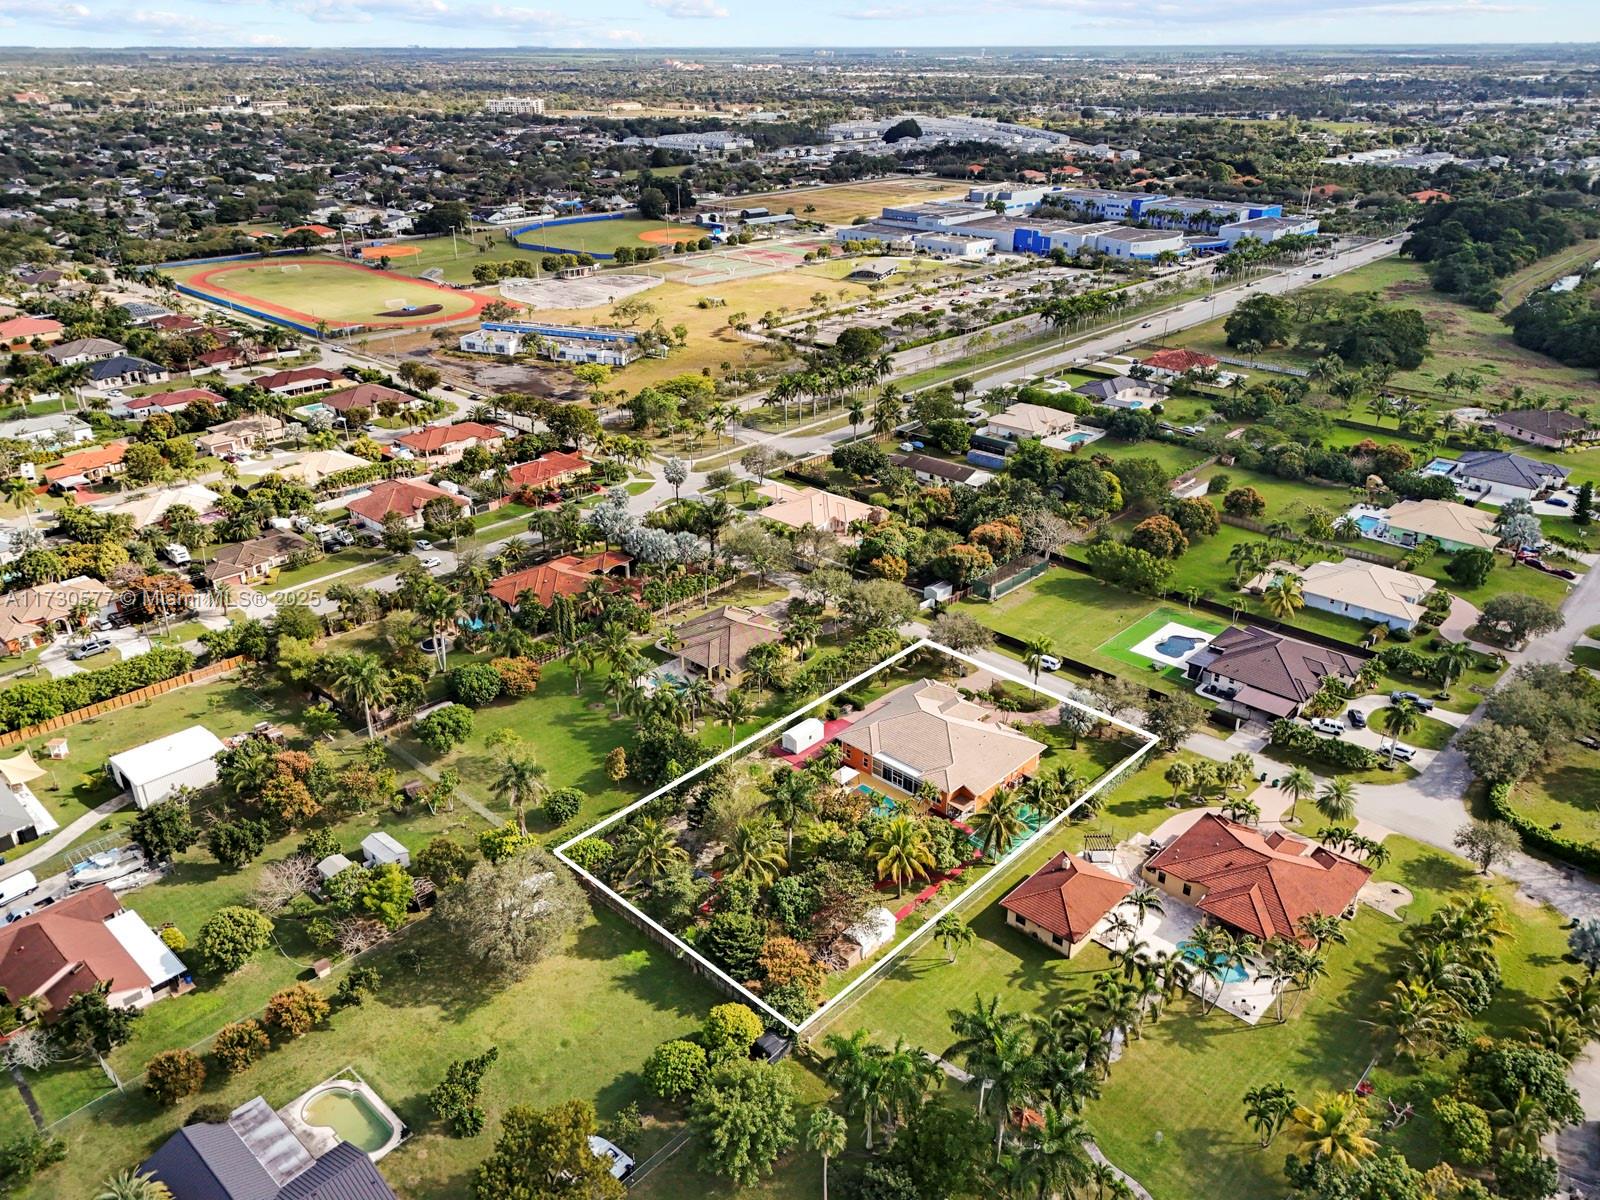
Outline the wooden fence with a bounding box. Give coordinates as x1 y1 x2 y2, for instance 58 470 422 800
0 656 248 750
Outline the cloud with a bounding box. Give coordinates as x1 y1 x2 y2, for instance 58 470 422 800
646 0 729 16
994 0 1529 21
0 0 96 28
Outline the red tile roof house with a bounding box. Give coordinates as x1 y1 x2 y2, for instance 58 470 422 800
392 421 507 467
1141 813 1370 943
346 478 467 535
255 367 339 397
1001 850 1132 958
0 884 188 1019
0 315 64 348
42 441 127 489
487 551 635 609
507 451 591 494
115 387 225 420
1140 348 1220 375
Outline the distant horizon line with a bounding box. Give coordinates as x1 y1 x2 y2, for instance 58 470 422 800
2 40 1599 52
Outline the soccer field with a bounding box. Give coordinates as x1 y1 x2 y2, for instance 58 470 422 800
173 258 486 329
509 216 701 256
724 178 973 225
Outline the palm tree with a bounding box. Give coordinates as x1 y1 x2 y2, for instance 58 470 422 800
1242 1082 1297 1148
1438 640 1475 687
96 1171 172 1200
767 769 816 858
870 815 935 898
1315 778 1358 825
1022 635 1055 686
1289 1093 1378 1169
1014 1104 1094 1199
326 652 392 740
1372 978 1458 1059
623 817 688 886
1119 885 1165 930
1262 572 1305 620
491 742 548 835
970 788 1029 861
822 1029 888 1150
934 912 977 963
1375 697 1420 763
710 690 754 746
716 816 787 885
1297 912 1347 952
1089 972 1143 1044
1163 759 1195 801
1280 766 1316 823
878 1037 940 1144
804 1108 848 1200
972 1021 1043 1159
1184 923 1230 1014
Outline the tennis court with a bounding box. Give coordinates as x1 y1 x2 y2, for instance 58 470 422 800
173 258 486 330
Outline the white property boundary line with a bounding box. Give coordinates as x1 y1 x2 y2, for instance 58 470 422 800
556 638 1158 1036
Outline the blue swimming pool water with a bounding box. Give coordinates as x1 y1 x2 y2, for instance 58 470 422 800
1063 432 1093 446
1178 941 1250 984
1354 514 1383 534
1423 458 1458 476
1154 633 1203 657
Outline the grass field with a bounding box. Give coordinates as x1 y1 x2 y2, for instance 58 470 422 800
510 216 696 256
1505 743 1600 846
813 824 1571 1200
1163 253 1600 402
722 178 972 226
172 257 486 330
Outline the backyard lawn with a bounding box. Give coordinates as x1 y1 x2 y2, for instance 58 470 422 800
1504 743 1600 848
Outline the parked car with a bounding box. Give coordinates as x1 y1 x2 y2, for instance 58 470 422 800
898 442 916 452
69 638 112 661
1547 497 1570 508
1389 690 1435 711
1037 654 1062 672
1388 745 1418 763
1309 718 1344 736
1347 709 1367 729
413 539 434 551
4 907 32 924
418 556 443 570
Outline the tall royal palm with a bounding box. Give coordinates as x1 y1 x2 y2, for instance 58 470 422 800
623 817 687 887
971 788 1029 861
1280 766 1316 823
491 743 547 835
869 814 935 898
1014 1103 1094 1200
326 652 392 741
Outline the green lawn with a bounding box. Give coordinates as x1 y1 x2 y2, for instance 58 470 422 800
1504 743 1600 847
812 832 1572 1200
1092 437 1210 479
511 216 696 256
266 546 398 594
169 258 481 328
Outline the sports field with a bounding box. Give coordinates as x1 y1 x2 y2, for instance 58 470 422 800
721 177 972 225
509 216 700 256
173 258 486 329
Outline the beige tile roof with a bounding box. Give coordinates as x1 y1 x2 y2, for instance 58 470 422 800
987 403 1076 438
1298 559 1435 624
1383 499 1498 550
755 482 883 534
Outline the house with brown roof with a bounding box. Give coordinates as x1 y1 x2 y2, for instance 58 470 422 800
205 531 310 588
42 441 127 489
1000 851 1132 958
508 451 590 492
1185 625 1364 722
255 367 338 397
835 679 1045 817
0 575 119 652
196 415 287 459
1141 813 1369 943
345 478 466 535
487 551 634 609
113 387 226 420
0 884 188 1016
1492 408 1597 450
755 481 884 537
669 605 782 683
392 421 506 466
1140 347 1219 375
322 381 411 417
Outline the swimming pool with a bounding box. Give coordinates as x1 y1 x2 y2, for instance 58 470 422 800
1423 458 1458 476
1354 514 1384 535
1153 633 1203 657
300 1086 398 1155
1062 432 1094 446
1178 941 1250 984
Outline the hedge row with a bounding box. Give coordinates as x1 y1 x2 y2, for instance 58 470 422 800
0 646 196 733
1269 718 1379 771
1485 780 1600 873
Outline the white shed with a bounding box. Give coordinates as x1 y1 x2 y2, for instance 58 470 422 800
781 717 825 755
843 906 897 959
316 853 354 882
361 832 410 869
106 726 226 810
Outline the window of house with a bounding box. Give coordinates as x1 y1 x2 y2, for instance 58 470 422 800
1157 871 1166 884
1182 883 1192 896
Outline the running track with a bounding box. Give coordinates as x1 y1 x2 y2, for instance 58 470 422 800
184 258 488 330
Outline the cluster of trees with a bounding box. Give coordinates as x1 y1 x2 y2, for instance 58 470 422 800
1403 196 1587 311
1459 663 1597 787
1225 292 1431 371
1504 286 1600 369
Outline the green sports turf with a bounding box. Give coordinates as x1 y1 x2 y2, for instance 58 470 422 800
510 216 694 255
173 260 481 325
1094 605 1227 680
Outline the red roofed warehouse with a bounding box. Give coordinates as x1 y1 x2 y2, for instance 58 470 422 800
1141 813 1370 943
0 884 188 1017
1001 851 1132 957
488 551 633 609
393 421 506 466
346 478 466 535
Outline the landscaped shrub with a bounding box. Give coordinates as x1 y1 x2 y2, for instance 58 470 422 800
264 984 330 1039
429 1046 500 1137
542 788 583 827
145 1048 206 1105
414 703 474 753
1268 719 1378 771
159 926 187 953
701 1003 764 1062
563 837 614 874
0 647 194 733
208 818 271 869
491 656 542 697
644 1039 707 1102
605 746 628 782
197 906 274 974
211 1020 270 1075
448 662 504 707
1486 781 1600 873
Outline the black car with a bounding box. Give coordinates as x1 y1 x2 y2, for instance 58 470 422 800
1347 709 1367 729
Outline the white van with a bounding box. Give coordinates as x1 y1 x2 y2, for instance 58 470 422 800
0 871 39 909
163 543 191 566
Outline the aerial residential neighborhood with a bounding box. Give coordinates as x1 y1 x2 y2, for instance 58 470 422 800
0 26 1592 1200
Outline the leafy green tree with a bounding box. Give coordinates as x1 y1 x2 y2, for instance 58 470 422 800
435 847 585 977
702 1003 764 1062
414 703 474 753
53 989 138 1057
1446 547 1495 588
644 1039 708 1102
211 1020 269 1075
129 798 197 863
357 861 414 929
429 1046 500 1137
197 907 274 974
416 836 472 888
690 1059 799 1187
264 983 329 1039
473 1100 624 1200
144 1049 205 1105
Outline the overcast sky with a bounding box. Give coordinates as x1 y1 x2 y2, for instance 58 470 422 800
1 0 1597 50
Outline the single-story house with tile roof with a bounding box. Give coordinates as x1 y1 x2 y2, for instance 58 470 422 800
0 883 187 1015
1491 408 1597 450
204 530 309 588
322 381 411 416
1073 375 1168 409
197 415 287 458
0 412 93 446
1185 625 1364 722
1382 498 1499 552
1451 450 1569 504
669 605 782 683
0 575 119 650
1140 347 1219 375
114 387 225 419
42 441 126 488
755 481 885 536
392 420 506 466
1141 812 1370 943
255 367 338 397
1289 559 1437 632
888 452 992 488
147 314 203 334
0 315 63 347
508 450 590 491
94 482 220 526
1001 850 1132 958
983 402 1077 445
43 336 124 366
346 478 466 534
275 448 370 487
143 1099 398 1200
87 354 169 391
836 679 1046 818
487 551 634 609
